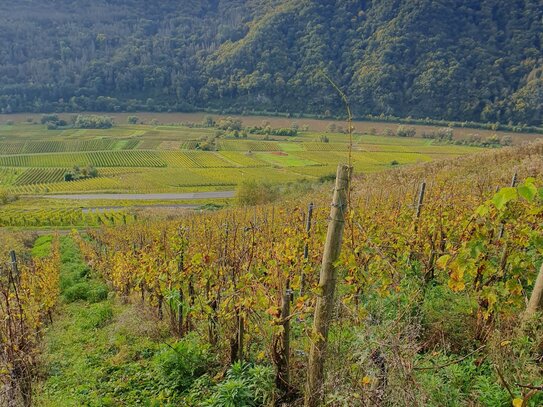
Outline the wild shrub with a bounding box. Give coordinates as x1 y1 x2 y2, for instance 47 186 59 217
204 362 274 407
154 333 213 392
236 180 278 206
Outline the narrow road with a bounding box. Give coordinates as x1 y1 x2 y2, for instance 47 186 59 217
35 191 235 200
81 204 200 213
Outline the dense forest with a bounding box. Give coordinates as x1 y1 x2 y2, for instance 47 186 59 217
0 0 542 125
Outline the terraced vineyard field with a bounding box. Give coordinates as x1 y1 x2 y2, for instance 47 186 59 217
0 117 495 199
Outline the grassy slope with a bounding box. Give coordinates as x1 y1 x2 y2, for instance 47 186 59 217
35 237 173 406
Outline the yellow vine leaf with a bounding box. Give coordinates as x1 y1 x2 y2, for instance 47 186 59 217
361 376 373 386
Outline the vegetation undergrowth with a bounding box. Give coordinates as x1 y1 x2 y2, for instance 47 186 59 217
34 236 274 406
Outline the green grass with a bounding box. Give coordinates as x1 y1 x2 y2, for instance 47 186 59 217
31 235 53 257
35 235 276 406
35 236 173 406
254 152 321 167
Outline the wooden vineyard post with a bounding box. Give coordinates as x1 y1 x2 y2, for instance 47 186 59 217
300 202 314 297
497 172 517 240
237 313 244 362
495 172 519 283
415 181 426 221
9 250 19 285
177 252 185 337
525 262 543 320
274 285 293 399
305 164 352 407
410 181 425 270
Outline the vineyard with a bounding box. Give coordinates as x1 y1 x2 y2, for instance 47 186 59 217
0 206 135 228
0 120 488 198
0 234 60 406
13 169 66 186
1 142 532 406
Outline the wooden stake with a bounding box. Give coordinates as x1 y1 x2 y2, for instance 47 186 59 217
411 182 426 265
305 164 352 407
415 181 426 219
237 313 244 362
300 202 314 297
497 172 518 240
9 250 19 286
304 202 314 259
525 263 543 320
275 287 292 396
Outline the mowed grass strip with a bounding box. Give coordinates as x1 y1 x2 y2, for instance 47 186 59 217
217 140 281 151
254 152 321 167
218 151 269 167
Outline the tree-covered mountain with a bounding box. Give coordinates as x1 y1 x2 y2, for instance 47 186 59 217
0 0 542 125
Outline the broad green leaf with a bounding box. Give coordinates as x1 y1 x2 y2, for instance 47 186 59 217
492 187 517 210
475 204 489 217
518 183 537 201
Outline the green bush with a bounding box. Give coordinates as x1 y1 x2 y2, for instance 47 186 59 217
154 334 213 392
82 303 113 329
59 275 75 292
206 379 253 407
64 282 92 302
74 114 114 129
319 173 336 183
88 283 109 303
63 281 108 303
204 362 274 407
236 180 278 206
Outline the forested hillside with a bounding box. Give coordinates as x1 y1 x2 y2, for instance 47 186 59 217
0 0 542 125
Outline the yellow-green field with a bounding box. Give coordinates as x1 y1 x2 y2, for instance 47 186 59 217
0 121 484 196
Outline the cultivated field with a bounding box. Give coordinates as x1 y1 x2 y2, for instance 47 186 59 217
2 113 528 228
0 116 488 198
